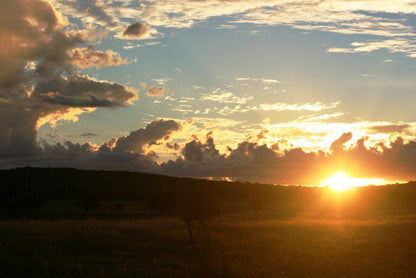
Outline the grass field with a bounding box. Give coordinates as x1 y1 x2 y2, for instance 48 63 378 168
1 215 416 277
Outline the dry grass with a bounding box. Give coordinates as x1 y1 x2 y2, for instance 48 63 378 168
1 215 416 277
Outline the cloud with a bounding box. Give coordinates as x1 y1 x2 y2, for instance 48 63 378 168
161 131 416 184
330 132 353 153
50 1 416 57
147 87 166 97
201 89 253 104
159 134 321 184
123 21 150 39
235 77 251 81
182 133 223 163
80 132 98 137
113 119 181 154
298 112 345 122
33 75 136 107
0 0 64 87
0 0 136 157
53 0 114 27
216 24 237 30
235 77 280 84
236 2 414 38
261 78 280 84
327 39 416 58
369 124 411 134
258 101 340 112
2 120 182 173
256 120 416 154
152 78 171 85
181 101 340 117
36 107 96 130
70 46 127 68
3 117 416 184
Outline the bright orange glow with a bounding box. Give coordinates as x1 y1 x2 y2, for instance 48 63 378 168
320 172 389 192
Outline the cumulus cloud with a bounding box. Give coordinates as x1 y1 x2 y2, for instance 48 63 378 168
146 87 166 97
0 0 136 157
0 0 64 87
2 119 182 172
182 133 222 163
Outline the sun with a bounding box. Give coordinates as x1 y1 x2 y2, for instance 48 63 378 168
321 172 356 191
320 171 389 192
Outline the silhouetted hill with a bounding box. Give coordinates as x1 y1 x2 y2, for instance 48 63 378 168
1 167 415 219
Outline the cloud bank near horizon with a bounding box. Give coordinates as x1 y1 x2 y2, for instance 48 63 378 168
2 119 416 185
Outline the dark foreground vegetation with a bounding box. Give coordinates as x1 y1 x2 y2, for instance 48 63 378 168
1 168 416 277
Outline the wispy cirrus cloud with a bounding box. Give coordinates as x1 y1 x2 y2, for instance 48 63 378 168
201 89 253 104
235 77 280 84
258 101 340 112
327 39 416 58
153 78 171 86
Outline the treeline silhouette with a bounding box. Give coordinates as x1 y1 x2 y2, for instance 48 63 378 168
1 167 415 219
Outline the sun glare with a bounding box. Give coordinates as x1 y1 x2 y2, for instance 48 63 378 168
320 172 389 192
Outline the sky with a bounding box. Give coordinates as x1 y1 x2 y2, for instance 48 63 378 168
1 0 416 185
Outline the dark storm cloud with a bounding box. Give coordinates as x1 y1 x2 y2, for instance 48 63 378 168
123 22 150 38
